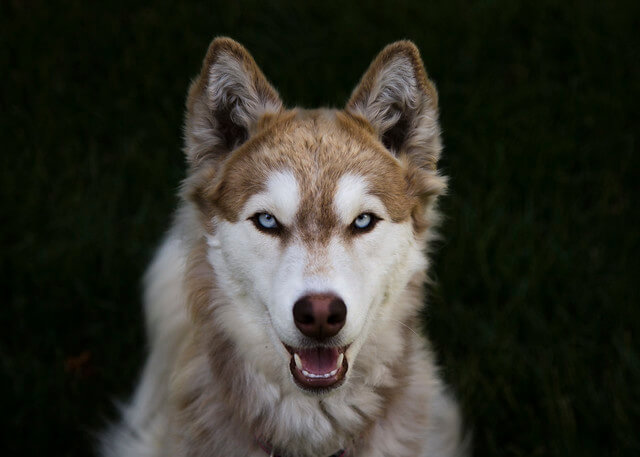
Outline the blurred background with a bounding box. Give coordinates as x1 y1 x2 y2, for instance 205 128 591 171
2 1 638 456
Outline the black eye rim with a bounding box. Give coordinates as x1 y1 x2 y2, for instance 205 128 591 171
249 212 285 236
350 212 381 235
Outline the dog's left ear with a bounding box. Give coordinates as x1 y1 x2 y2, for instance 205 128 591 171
346 41 441 170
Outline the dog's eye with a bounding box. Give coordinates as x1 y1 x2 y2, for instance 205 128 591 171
351 213 379 233
258 213 277 229
256 212 278 229
354 213 372 228
250 212 283 235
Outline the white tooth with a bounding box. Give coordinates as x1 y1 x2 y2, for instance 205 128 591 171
329 369 337 376
302 369 311 377
323 373 330 378
337 353 344 368
294 353 303 370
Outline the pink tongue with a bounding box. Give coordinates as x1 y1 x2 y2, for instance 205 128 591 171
298 347 339 374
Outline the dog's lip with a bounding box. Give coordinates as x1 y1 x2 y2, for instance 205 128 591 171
283 344 349 390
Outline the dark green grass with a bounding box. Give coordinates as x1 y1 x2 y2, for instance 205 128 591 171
2 1 638 456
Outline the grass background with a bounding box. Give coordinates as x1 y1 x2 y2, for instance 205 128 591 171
2 0 638 455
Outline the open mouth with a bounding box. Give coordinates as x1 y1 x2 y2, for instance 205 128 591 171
284 345 348 390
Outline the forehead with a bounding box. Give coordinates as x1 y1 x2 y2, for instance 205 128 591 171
212 109 414 225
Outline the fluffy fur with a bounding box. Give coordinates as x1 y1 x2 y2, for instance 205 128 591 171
101 37 465 457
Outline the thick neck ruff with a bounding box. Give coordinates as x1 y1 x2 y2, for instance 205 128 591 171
255 436 347 457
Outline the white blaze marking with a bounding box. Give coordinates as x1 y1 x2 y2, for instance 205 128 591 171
241 170 301 225
333 174 388 224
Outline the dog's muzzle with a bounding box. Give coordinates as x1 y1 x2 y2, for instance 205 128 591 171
285 293 349 390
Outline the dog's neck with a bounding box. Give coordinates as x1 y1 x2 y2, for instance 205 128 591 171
256 435 347 457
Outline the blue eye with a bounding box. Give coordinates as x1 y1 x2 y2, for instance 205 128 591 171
352 212 382 234
250 212 283 236
351 213 379 234
257 213 278 229
353 213 372 229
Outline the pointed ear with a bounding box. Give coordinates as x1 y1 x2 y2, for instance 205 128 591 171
184 37 283 166
346 41 441 170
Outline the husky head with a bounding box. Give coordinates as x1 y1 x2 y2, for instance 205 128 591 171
184 38 446 394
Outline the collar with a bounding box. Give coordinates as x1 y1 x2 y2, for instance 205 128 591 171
255 436 347 457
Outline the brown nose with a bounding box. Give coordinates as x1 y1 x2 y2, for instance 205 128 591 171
293 293 347 340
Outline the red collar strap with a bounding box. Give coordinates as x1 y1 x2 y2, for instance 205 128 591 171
255 436 347 457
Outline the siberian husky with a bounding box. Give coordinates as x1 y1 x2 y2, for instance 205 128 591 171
101 37 465 457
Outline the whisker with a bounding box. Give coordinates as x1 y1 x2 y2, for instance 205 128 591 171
389 318 421 338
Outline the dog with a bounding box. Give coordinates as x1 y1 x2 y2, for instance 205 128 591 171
101 37 465 457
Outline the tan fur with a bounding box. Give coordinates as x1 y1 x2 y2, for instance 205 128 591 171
191 109 445 244
101 37 465 457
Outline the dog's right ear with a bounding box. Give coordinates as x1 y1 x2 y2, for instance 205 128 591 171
184 37 282 167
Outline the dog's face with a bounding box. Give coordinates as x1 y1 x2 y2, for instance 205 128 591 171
185 38 445 393
205 113 427 391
